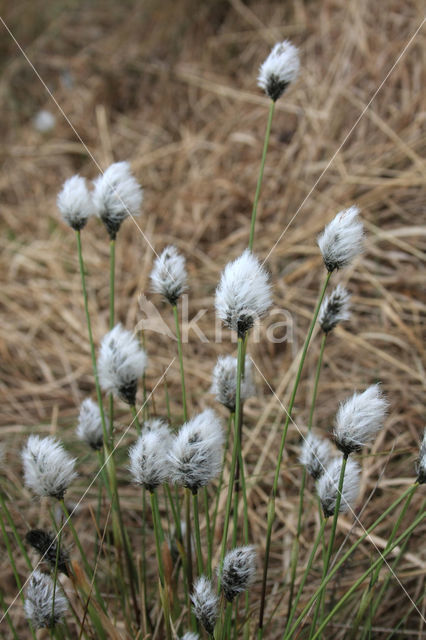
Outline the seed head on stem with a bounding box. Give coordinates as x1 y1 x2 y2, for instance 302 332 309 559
93 161 143 239
98 324 147 406
317 456 360 518
219 545 257 602
24 570 68 629
317 206 364 272
150 245 188 305
333 384 388 455
191 575 219 634
129 420 172 492
318 284 351 334
215 249 272 338
210 354 255 412
76 398 106 450
57 175 94 231
257 40 300 101
299 433 331 480
21 435 77 501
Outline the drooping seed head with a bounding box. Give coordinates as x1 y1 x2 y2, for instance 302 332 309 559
220 546 257 602
299 433 331 480
333 384 389 455
21 435 77 501
215 250 272 337
317 456 360 518
318 285 351 334
129 421 172 492
257 40 300 101
25 530 69 576
168 409 224 493
210 354 255 412
150 245 188 305
92 161 143 239
317 206 364 272
416 429 426 484
57 175 94 231
98 324 147 405
191 576 219 634
24 570 68 629
76 398 106 450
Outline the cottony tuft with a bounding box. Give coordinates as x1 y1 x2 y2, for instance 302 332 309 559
258 40 300 101
317 206 364 272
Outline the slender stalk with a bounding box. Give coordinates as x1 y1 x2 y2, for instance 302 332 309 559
258 271 332 636
248 100 275 250
283 484 419 639
192 492 204 574
108 239 116 440
150 491 172 640
50 510 63 631
130 404 141 434
310 453 348 638
284 518 327 636
286 332 328 623
308 507 426 640
185 488 194 592
218 336 245 589
173 303 188 422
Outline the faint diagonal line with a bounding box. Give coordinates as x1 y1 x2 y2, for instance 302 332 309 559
249 356 425 623
0 357 175 624
262 17 425 266
0 16 166 267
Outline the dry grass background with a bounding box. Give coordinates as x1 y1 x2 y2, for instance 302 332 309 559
0 0 425 638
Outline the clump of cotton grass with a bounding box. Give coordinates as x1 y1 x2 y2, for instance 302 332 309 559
191 576 219 635
318 284 351 334
93 161 143 239
299 433 331 480
57 175 94 231
416 430 426 484
317 206 364 272
76 398 106 450
150 245 188 305
168 409 223 494
24 570 68 629
210 354 255 412
220 546 257 603
317 457 360 518
22 435 77 501
257 40 300 101
333 384 389 455
98 324 147 406
129 422 172 492
26 529 70 576
215 249 272 337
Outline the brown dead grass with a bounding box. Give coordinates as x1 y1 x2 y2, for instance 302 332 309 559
0 0 425 638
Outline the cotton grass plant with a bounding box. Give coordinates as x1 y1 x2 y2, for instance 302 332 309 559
2 35 424 640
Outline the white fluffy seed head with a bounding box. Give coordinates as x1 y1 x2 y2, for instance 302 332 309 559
191 576 219 635
220 546 257 602
210 355 255 412
98 324 147 406
416 430 426 484
334 384 389 455
22 435 77 501
299 433 331 480
25 570 68 629
129 421 172 492
150 245 188 305
168 409 224 493
92 161 143 239
215 250 272 337
257 40 300 101
317 457 360 518
57 175 94 231
317 206 364 272
318 285 351 333
181 634 199 640
76 398 106 450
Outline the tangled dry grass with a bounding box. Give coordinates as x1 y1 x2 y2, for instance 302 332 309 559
0 1 425 637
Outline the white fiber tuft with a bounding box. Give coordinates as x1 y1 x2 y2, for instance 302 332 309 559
317 206 364 272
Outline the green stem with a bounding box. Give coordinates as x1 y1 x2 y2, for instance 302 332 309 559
248 100 275 251
173 303 188 422
308 333 327 430
109 239 115 440
218 336 245 590
257 271 332 635
185 488 194 594
211 412 233 560
284 518 327 636
192 492 204 575
283 484 419 639
130 404 141 434
310 453 348 638
150 491 165 583
308 506 426 640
